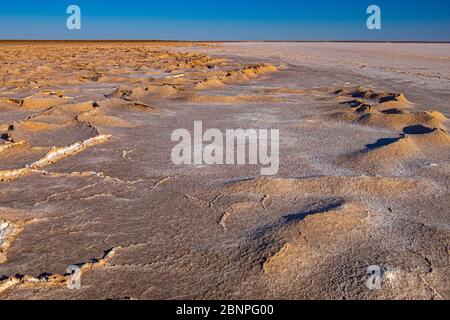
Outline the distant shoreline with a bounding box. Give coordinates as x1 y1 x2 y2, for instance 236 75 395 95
0 40 449 44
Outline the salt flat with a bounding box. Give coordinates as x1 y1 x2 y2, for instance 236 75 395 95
0 42 448 299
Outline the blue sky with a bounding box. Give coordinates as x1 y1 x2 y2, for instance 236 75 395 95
1 0 449 40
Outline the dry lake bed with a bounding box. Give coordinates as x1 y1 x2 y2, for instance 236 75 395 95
0 42 449 299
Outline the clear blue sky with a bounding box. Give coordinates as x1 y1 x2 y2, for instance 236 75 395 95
1 0 449 41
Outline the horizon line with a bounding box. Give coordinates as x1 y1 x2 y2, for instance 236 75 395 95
1 40 450 44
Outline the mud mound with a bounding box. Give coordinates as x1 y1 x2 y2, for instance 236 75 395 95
360 136 417 160
144 85 180 96
60 101 97 114
95 98 158 113
109 84 182 98
15 102 95 127
364 128 450 156
259 202 370 275
358 111 447 131
194 76 226 90
377 93 411 109
244 64 278 75
328 95 447 131
194 64 277 90
70 99 155 127
223 64 277 83
334 87 411 109
350 90 409 105
341 128 450 173
21 96 69 110
78 114 132 128
19 104 92 126
408 128 450 145
12 120 99 147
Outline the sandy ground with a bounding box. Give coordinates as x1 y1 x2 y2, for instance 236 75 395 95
0 42 449 300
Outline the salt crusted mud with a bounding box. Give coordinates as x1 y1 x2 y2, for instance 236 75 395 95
0 42 448 299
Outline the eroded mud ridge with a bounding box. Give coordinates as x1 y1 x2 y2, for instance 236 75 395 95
0 42 449 300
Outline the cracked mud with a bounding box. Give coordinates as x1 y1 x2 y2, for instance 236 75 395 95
0 42 448 299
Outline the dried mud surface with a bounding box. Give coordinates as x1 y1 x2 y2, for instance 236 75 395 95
0 42 449 300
